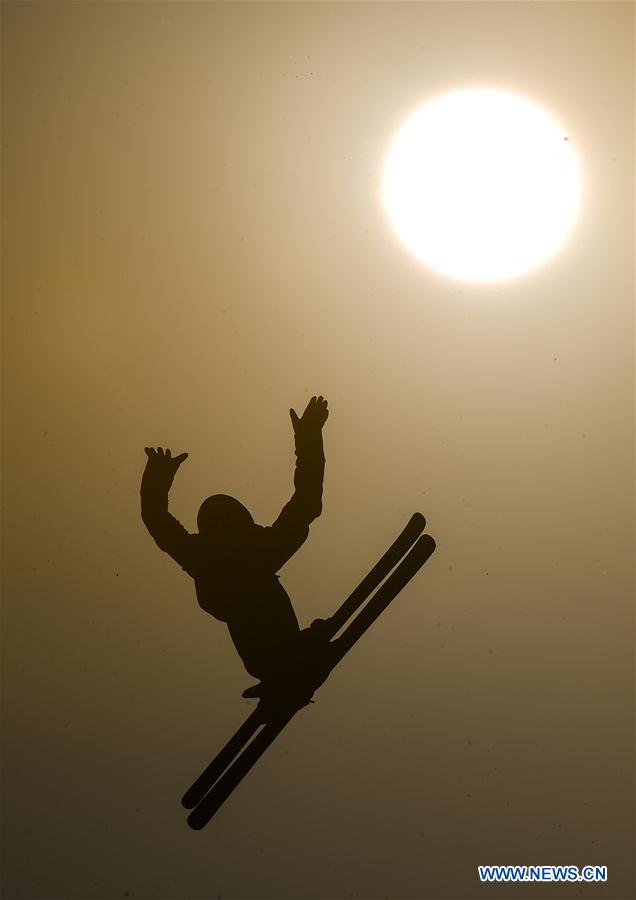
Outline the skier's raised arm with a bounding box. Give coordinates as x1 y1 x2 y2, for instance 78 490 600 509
288 395 328 520
265 396 328 571
140 447 192 568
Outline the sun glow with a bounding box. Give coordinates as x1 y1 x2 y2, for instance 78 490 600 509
382 88 582 284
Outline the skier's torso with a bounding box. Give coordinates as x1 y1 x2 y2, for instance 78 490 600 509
180 531 302 679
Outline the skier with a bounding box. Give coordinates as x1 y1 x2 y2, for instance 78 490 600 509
140 395 331 704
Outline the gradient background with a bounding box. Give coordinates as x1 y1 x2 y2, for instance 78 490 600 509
2 2 634 899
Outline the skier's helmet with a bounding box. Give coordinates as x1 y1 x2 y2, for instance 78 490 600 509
197 494 255 540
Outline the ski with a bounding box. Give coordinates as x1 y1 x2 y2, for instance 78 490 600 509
330 533 435 665
181 513 426 813
181 708 265 810
324 512 426 639
187 711 294 830
185 527 436 829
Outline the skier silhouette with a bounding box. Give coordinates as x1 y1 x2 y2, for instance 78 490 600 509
140 395 330 703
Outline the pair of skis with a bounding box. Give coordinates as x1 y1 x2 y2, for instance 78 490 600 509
182 512 436 830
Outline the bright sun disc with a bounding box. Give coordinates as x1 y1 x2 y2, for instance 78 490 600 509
382 88 582 283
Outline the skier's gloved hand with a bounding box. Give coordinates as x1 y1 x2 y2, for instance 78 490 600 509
143 446 189 490
289 396 329 447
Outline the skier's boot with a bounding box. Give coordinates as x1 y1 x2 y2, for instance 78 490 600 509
241 682 264 699
308 617 332 641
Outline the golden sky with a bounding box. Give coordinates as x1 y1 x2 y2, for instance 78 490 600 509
2 2 634 899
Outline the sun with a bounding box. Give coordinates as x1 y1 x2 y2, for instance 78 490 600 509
382 88 582 284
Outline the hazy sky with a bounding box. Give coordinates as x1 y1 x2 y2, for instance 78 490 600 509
2 2 634 899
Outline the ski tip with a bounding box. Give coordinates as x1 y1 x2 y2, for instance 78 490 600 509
181 792 197 810
411 512 426 528
411 532 436 561
421 533 436 554
186 810 207 830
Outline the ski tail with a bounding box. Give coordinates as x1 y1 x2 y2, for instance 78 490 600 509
181 707 264 809
187 710 294 830
325 512 426 639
